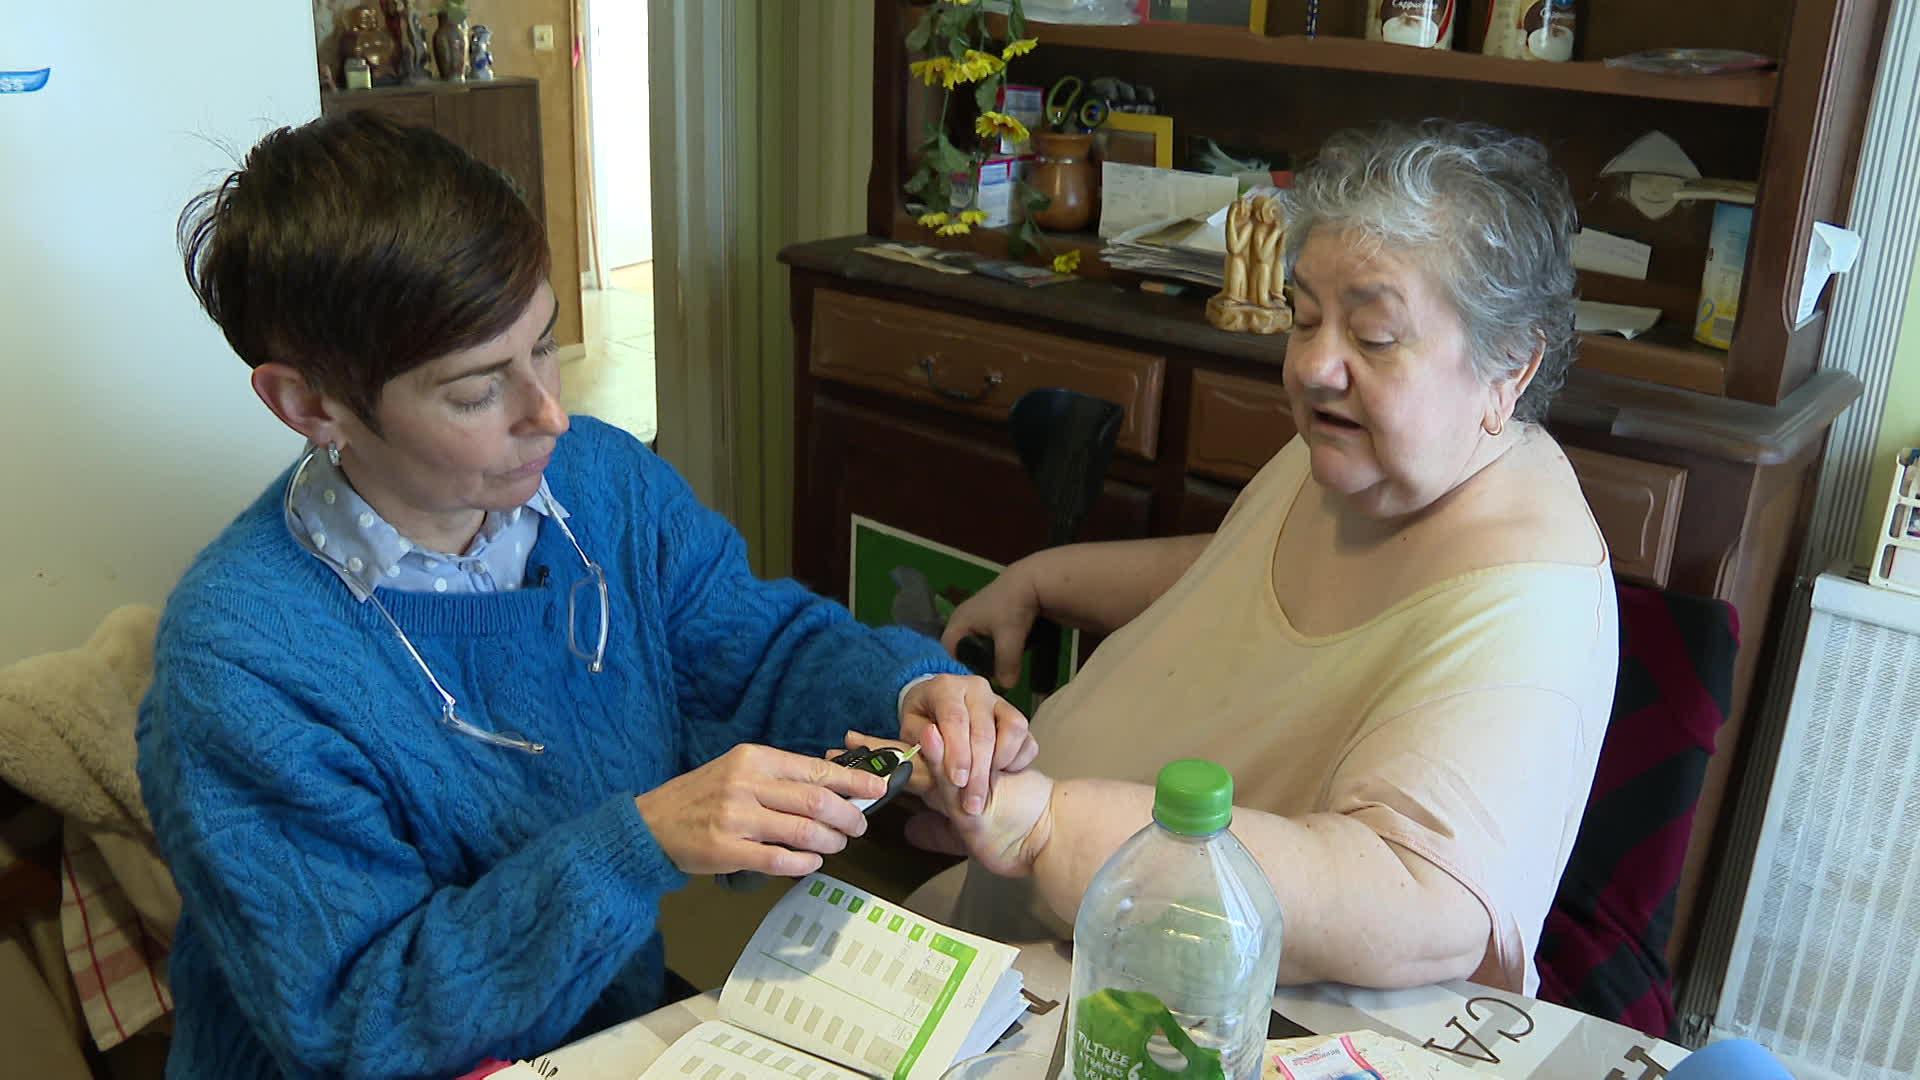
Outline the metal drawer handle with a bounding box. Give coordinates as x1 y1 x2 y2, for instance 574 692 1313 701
918 356 1003 403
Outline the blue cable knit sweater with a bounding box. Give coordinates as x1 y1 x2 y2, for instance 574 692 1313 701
137 417 964 1079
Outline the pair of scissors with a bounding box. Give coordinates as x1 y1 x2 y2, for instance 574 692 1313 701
1046 76 1110 133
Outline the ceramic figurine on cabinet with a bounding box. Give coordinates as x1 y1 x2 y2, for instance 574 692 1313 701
470 25 495 80
434 2 471 82
1207 192 1293 334
404 6 433 82
381 0 430 84
382 0 411 75
338 4 400 86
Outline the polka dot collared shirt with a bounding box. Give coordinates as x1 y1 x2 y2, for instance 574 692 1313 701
284 450 567 601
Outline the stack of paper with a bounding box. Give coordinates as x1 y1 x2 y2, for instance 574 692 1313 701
1101 212 1231 287
1097 163 1239 288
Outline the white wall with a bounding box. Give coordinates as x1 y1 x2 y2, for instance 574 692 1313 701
0 5 318 663
589 0 653 270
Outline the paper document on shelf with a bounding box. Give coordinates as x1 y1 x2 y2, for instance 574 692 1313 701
1796 221 1863 324
1601 131 1701 179
1100 200 1234 287
856 243 973 275
1112 206 1230 254
1575 301 1662 339
1674 178 1758 205
1098 163 1238 239
1604 131 1702 219
1574 299 1666 338
1572 228 1652 280
1625 175 1759 219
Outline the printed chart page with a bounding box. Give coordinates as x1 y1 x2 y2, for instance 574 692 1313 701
636 1021 864 1080
717 876 1024 1080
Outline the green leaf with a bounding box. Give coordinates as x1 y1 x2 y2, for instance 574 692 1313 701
904 168 933 196
931 133 971 175
1017 181 1052 214
1009 220 1042 259
939 7 972 43
905 12 934 53
1010 0 1028 39
975 75 1002 114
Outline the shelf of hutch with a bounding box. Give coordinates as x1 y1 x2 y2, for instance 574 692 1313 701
988 18 1778 108
890 208 1739 397
856 0 1887 990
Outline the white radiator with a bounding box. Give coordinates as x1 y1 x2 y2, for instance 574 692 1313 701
1713 570 1920 1077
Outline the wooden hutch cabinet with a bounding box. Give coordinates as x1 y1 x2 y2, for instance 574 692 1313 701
783 0 1887 990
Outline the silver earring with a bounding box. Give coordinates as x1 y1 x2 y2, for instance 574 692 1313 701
326 443 342 467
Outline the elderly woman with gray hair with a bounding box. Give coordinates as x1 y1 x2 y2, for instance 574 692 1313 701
849 121 1618 995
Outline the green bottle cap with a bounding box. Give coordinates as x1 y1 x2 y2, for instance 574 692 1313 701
1152 759 1234 836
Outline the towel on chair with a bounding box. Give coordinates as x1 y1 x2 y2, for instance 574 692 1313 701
0 604 179 1049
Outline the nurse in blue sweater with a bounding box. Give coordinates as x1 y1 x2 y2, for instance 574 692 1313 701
138 111 1036 1079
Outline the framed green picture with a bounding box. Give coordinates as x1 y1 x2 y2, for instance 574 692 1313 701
849 516 1078 719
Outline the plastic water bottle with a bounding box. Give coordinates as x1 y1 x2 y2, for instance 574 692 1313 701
1064 759 1284 1080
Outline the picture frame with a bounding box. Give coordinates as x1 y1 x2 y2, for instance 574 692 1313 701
848 516 1079 719
1100 111 1176 169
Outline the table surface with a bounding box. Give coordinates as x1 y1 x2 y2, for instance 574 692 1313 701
536 933 1692 1080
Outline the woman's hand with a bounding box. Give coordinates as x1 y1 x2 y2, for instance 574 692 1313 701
843 732 1055 879
940 567 1042 689
899 674 1038 817
634 744 888 877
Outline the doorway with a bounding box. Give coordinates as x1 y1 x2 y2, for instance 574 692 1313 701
565 0 657 443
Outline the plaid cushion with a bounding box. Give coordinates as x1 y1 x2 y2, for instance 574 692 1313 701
1536 584 1739 1036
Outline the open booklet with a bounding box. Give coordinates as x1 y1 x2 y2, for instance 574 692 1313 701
637 874 1027 1080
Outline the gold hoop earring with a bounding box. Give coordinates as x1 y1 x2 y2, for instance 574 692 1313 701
1482 416 1507 438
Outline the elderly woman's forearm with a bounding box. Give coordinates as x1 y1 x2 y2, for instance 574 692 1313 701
1030 779 1490 988
1027 535 1212 634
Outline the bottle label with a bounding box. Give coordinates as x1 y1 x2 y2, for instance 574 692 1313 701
1071 988 1225 1080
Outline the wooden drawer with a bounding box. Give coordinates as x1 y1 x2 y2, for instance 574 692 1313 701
1187 370 1296 483
810 290 1165 459
1565 447 1686 588
323 91 437 129
799 398 1153 596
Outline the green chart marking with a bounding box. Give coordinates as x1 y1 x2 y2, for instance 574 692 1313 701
892 935 977 1080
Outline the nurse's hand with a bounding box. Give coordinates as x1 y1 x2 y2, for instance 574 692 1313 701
634 745 888 877
843 732 1054 880
899 674 1038 817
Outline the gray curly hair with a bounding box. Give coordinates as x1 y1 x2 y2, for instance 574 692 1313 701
1282 121 1579 424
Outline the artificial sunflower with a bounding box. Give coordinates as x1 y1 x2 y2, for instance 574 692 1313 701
936 221 973 237
1052 250 1082 274
1002 37 1038 59
960 49 1007 80
958 210 988 226
974 111 1032 143
909 57 956 88
917 211 951 228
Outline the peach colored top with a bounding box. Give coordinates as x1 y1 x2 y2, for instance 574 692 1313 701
959 437 1617 993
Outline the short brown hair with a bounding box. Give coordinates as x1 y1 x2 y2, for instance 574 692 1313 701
179 110 549 425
